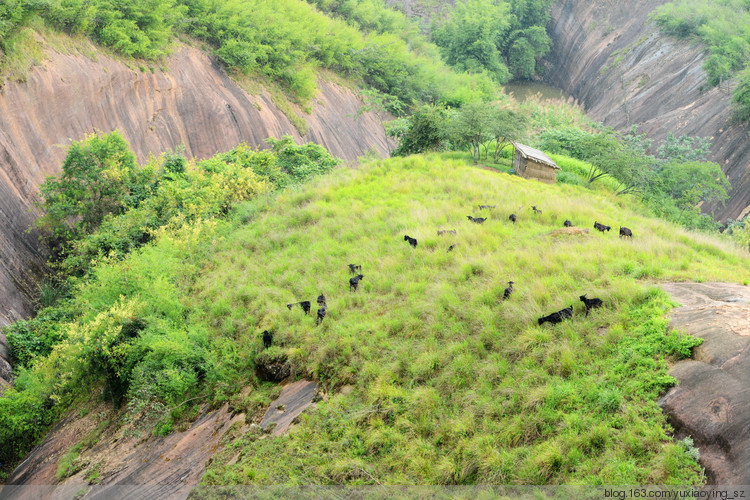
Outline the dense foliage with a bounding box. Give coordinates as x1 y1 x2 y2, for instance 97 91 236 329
388 101 529 160
0 0 497 113
431 0 553 82
651 0 750 120
0 131 338 472
538 127 728 230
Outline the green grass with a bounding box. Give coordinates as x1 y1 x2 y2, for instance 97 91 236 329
192 153 748 485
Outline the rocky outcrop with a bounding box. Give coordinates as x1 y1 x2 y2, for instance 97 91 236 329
660 282 750 484
2 401 247 499
0 37 393 351
546 0 750 222
260 380 318 436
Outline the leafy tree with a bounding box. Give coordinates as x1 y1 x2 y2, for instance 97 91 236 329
389 104 452 156
35 131 145 246
487 106 528 161
431 0 512 83
655 132 712 163
655 160 729 219
447 101 492 163
732 67 750 122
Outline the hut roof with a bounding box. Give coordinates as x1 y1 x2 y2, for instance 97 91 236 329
513 142 560 170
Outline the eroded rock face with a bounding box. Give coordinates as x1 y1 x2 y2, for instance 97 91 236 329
547 0 750 222
2 401 247 499
660 282 750 484
260 379 318 436
0 38 393 352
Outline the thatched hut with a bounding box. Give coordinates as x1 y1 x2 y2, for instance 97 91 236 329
512 142 560 184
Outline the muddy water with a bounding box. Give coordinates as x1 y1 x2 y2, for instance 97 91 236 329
502 81 570 102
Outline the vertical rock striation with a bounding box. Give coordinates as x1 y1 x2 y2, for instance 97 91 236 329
546 0 750 222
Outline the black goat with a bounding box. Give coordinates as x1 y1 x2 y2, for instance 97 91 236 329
509 213 517 224
286 301 311 315
348 263 362 274
437 229 457 236
262 330 273 349
619 226 633 238
503 281 514 300
349 274 364 292
532 206 542 215
317 293 326 307
316 306 327 325
467 216 487 224
404 235 418 248
479 205 496 209
579 294 603 317
563 220 573 227
594 221 611 232
447 244 455 253
538 305 574 326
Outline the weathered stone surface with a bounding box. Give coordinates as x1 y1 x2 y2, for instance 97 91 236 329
3 401 247 499
660 282 750 484
547 0 750 222
0 37 393 349
260 380 318 436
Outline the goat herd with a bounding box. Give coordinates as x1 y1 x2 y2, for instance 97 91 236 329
261 205 633 348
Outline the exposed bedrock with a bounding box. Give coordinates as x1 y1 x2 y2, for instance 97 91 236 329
660 282 750 484
547 0 750 222
0 39 393 370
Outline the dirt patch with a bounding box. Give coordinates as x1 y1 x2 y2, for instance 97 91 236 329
659 282 750 484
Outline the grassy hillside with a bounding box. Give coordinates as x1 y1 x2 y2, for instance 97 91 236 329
4 150 749 484
188 154 747 485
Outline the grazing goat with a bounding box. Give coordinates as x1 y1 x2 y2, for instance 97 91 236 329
619 226 633 239
594 221 611 232
316 306 327 325
348 263 362 274
532 206 542 215
349 274 364 292
509 213 517 224
286 301 311 315
579 295 603 317
503 281 514 300
317 293 326 306
404 235 418 248
479 205 496 209
437 229 457 236
467 216 487 224
563 220 573 227
447 244 455 253
538 305 574 326
262 330 273 349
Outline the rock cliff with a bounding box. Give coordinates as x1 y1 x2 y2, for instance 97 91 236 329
0 37 393 383
546 0 750 222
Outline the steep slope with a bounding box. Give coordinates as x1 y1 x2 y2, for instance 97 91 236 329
546 0 750 222
0 37 392 345
5 153 750 489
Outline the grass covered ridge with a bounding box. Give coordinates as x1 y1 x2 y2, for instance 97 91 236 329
195 154 748 484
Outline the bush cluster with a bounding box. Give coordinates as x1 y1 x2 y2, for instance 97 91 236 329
0 131 339 473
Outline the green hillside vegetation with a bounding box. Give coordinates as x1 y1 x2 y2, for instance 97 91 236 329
651 0 750 121
194 154 746 484
0 131 339 473
4 141 749 483
386 97 729 232
0 0 495 112
310 0 555 83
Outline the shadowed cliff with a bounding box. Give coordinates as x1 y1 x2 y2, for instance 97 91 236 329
546 0 750 222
